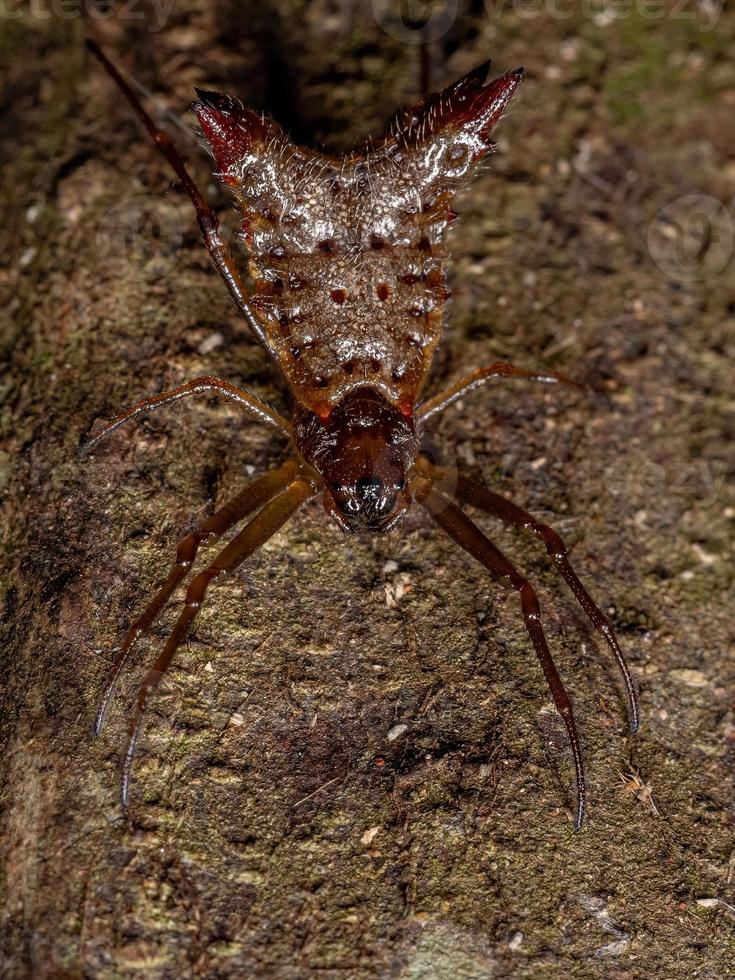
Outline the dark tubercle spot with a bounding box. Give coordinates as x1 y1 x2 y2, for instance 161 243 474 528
354 165 369 192
408 306 424 318
260 205 276 222
272 276 284 292
424 267 443 288
290 346 302 360
377 282 390 301
317 238 337 255
448 144 469 165
401 272 420 286
417 236 431 253
314 376 329 388
250 293 272 313
342 360 355 375
369 234 386 250
291 313 305 325
289 275 307 291
330 288 347 304
370 358 381 373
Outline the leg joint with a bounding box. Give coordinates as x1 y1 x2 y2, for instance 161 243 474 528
519 580 541 619
538 523 567 558
186 569 219 606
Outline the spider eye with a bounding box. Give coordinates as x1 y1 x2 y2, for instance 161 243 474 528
355 476 384 497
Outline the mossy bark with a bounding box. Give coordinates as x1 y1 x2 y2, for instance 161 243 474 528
1 3 733 978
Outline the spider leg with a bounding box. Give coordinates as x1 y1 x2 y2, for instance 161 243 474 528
86 40 267 348
120 472 318 809
417 361 585 423
81 375 291 452
419 457 639 734
94 459 302 736
410 473 587 830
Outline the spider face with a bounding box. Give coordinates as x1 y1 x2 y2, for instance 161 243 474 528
326 472 409 534
293 388 417 534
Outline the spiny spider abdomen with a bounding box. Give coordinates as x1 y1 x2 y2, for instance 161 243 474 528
85 41 639 828
193 63 522 417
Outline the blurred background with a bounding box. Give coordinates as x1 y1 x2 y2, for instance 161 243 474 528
0 2 733 978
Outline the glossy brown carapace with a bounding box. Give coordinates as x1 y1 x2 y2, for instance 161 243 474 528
293 389 417 533
85 41 639 829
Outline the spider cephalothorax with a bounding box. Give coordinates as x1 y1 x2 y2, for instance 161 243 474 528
86 41 640 828
293 388 417 533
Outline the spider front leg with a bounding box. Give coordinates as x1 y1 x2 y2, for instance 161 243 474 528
417 361 585 423
121 471 318 809
86 40 267 347
94 460 302 736
410 472 587 830
418 457 640 734
81 375 291 453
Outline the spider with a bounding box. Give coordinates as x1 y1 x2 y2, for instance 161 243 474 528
85 40 639 828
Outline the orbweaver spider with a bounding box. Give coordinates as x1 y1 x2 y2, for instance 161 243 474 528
85 41 639 828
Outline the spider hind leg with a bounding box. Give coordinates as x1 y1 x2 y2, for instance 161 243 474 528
93 460 301 736
419 457 640 734
411 472 587 830
119 472 317 809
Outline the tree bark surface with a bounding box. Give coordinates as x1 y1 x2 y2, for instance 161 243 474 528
1 4 733 978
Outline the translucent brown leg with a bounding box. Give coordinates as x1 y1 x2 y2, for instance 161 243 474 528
81 375 291 453
417 361 585 423
419 458 640 734
86 40 268 349
410 473 587 830
121 473 317 809
94 460 302 736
